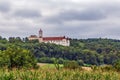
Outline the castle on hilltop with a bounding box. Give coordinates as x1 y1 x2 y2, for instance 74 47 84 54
28 29 70 46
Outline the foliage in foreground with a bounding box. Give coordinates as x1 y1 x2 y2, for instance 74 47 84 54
113 60 120 71
0 46 38 69
0 68 119 80
63 61 80 69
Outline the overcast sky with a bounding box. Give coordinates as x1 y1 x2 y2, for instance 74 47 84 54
0 0 120 39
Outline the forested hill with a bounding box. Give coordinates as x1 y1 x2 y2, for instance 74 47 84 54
70 38 120 65
71 38 120 52
0 36 120 65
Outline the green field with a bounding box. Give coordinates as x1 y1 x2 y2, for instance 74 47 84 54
38 63 63 69
0 64 120 80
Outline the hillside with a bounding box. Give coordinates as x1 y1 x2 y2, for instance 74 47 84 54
0 36 120 65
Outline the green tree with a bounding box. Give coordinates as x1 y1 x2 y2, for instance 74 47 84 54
64 61 79 69
0 46 38 69
113 60 120 71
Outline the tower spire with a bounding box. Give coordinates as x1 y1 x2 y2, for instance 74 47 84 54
39 29 43 38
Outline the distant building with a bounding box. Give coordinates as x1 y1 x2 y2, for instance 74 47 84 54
28 29 70 46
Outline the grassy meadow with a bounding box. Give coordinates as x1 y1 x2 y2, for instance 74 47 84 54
0 64 120 80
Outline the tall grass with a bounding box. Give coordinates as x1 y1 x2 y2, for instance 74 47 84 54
0 68 119 80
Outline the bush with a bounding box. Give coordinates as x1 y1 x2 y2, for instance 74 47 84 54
63 61 80 69
91 65 99 71
113 60 120 71
77 60 84 66
100 65 114 72
0 46 38 70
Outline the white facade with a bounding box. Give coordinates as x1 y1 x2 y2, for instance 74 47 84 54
42 39 70 46
28 29 70 46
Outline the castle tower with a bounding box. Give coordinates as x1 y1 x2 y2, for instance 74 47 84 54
39 29 43 38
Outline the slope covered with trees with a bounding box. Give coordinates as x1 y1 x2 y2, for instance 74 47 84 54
0 36 120 66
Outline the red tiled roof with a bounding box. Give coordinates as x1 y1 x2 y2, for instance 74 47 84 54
43 36 66 41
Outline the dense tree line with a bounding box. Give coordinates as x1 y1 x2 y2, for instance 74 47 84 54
1 36 120 65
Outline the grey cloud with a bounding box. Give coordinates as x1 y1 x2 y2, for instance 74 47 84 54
44 17 62 24
48 21 120 39
44 2 120 24
0 2 10 13
103 4 120 17
44 8 106 24
14 9 41 18
59 9 106 21
1 0 120 39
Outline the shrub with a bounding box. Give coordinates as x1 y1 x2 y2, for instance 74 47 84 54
91 65 99 71
113 60 120 71
100 65 114 72
0 46 38 70
54 59 60 70
63 61 79 69
77 60 84 66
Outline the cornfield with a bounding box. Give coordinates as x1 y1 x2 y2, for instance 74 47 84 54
0 68 119 80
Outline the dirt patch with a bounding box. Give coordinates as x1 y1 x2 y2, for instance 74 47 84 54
37 63 47 66
82 67 92 71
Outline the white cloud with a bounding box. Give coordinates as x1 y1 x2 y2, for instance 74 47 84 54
0 0 120 39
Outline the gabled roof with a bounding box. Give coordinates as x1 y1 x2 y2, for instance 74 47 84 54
43 36 66 41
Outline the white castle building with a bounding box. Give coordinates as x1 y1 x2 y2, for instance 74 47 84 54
28 29 70 46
